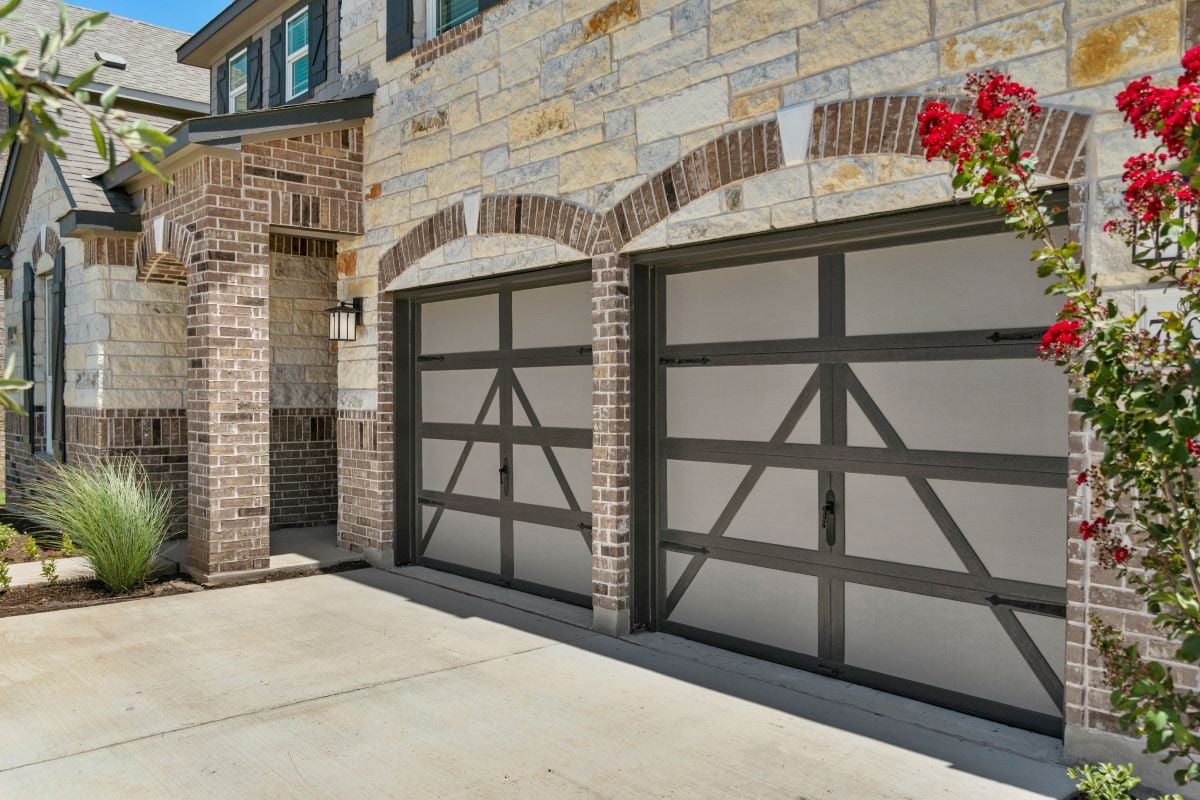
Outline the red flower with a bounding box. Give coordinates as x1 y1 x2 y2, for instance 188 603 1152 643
1119 152 1188 224
1188 439 1200 458
1076 471 1088 486
917 101 978 165
1112 546 1131 564
1039 319 1084 359
1184 45 1200 81
1079 517 1108 541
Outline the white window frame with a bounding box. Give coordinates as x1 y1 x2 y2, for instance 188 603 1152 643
228 47 248 113
285 8 309 100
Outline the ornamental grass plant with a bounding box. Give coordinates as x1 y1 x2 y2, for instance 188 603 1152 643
16 457 172 593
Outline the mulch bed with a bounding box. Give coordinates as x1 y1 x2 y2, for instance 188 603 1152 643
1 533 65 564
0 561 372 618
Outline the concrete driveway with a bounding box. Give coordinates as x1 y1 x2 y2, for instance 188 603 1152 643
0 567 1076 799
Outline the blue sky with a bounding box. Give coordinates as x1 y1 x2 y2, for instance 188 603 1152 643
85 0 230 33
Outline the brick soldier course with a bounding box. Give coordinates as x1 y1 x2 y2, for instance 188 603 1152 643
0 0 1195 785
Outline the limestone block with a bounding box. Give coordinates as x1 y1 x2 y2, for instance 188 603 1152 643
1001 48 1069 96
611 12 672 60
977 0 1053 22
496 1 563 52
667 208 772 245
452 119 510 158
797 0 931 76
524 124 603 162
500 43 543 88
1068 0 1146 25
604 107 634 140
688 31 796 84
402 130 451 171
494 156 559 191
558 139 636 192
637 138 680 173
814 175 952 221
782 68 850 104
110 314 185 344
742 166 813 208
848 43 938 96
427 154 482 198
731 88 781 120
940 6 1065 73
710 0 817 55
635 78 728 143
730 53 798 95
540 37 612 97
617 29 707 86
1069 3 1178 88
509 98 576 147
542 19 583 61
771 198 817 229
672 0 708 34
480 79 541 124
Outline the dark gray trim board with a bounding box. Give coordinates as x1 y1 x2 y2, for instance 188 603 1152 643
178 0 266 64
58 210 142 237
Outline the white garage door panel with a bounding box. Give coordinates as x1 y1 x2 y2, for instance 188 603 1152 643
513 445 590 510
512 282 591 348
667 460 820 549
421 294 498 353
667 365 820 443
422 508 500 574
665 258 820 345
844 231 1064 335
843 473 968 572
847 361 1066 457
422 370 499 425
422 440 500 499
513 366 592 429
1017 611 1067 683
513 522 592 596
931 481 1066 587
666 552 821 656
843 584 1061 717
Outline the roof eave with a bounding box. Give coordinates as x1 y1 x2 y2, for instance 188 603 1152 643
103 92 376 190
177 0 276 66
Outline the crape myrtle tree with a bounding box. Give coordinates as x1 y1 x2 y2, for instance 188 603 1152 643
918 51 1200 786
0 0 173 409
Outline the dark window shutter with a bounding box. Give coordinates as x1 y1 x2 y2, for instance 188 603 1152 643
309 0 328 88
215 61 229 115
48 249 65 461
386 0 413 59
269 23 285 107
20 262 33 451
247 38 264 109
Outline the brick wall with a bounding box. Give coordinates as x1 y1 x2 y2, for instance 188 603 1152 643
337 408 390 557
270 408 337 530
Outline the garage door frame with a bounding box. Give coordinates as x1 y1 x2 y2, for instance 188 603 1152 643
392 262 594 606
630 193 1071 735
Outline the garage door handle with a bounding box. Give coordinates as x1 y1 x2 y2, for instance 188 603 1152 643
822 489 837 548
985 330 1041 342
499 458 510 497
667 542 709 556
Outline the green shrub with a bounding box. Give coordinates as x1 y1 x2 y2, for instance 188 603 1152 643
16 457 172 593
0 523 16 554
1068 763 1184 800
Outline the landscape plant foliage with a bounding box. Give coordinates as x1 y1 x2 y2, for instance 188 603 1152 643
920 51 1200 786
16 457 172 593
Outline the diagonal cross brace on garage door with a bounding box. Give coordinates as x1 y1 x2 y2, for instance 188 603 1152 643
648 229 1070 735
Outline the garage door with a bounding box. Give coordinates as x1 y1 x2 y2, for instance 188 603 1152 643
413 270 593 605
652 229 1068 734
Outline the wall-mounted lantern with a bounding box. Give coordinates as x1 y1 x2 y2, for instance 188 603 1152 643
1133 207 1196 266
327 298 363 342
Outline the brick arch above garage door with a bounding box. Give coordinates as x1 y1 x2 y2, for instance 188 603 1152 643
378 96 1092 291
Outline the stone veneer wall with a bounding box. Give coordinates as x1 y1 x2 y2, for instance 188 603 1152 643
330 0 1200 780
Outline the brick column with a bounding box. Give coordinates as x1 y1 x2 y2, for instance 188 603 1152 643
184 158 272 580
591 253 632 636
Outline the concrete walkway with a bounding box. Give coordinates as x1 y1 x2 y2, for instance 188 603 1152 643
0 567 1077 799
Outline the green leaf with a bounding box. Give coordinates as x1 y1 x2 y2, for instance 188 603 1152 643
88 118 105 160
99 83 118 111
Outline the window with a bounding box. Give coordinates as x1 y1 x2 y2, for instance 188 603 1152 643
286 9 309 100
41 277 53 458
428 0 479 37
228 47 249 112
